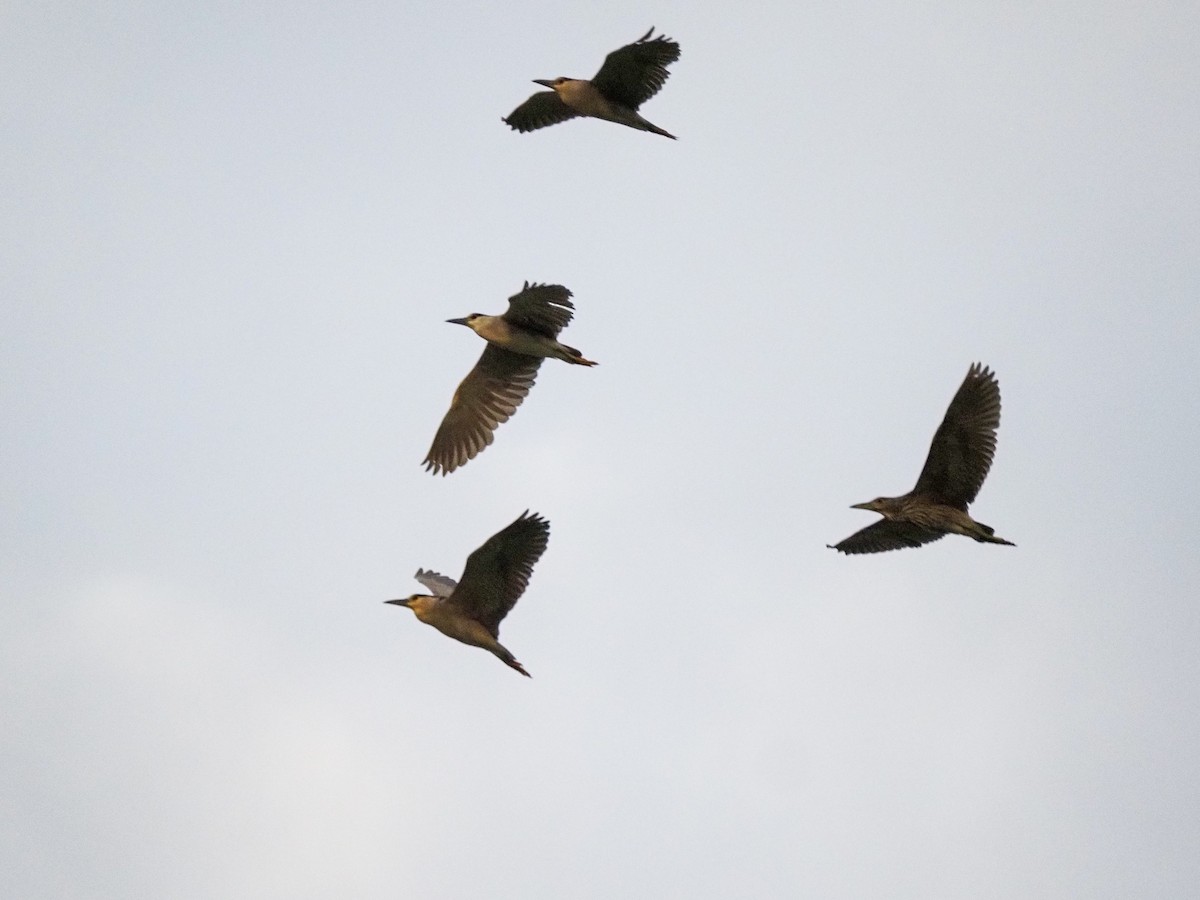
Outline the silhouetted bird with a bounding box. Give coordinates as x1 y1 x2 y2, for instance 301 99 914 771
423 281 596 476
504 27 680 139
829 363 1015 554
386 511 549 677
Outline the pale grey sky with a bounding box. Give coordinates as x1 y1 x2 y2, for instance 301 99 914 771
3 2 1199 897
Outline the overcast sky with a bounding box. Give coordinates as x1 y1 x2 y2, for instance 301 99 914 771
4 1 1200 897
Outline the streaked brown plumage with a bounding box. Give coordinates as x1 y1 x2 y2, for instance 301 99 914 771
503 28 680 139
385 511 549 677
829 363 1015 554
423 282 596 476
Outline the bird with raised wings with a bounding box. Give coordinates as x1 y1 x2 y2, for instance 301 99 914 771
422 281 596 476
386 511 549 677
503 27 680 139
829 363 1015 554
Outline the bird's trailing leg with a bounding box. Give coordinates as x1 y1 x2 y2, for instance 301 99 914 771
560 344 598 366
632 114 675 139
973 522 1016 546
977 533 1016 546
491 643 531 677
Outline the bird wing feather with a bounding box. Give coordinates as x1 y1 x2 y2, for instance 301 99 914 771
911 363 1002 509
414 569 457 598
829 520 947 555
451 511 550 637
591 28 680 110
423 345 542 475
503 91 580 133
503 282 575 337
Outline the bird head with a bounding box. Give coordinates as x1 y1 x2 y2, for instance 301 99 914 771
851 497 899 517
446 314 486 335
533 77 571 91
385 594 436 615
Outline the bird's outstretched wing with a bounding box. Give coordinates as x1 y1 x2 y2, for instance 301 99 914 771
504 91 580 133
423 346 542 476
828 520 947 555
452 511 550 636
414 569 457 598
591 27 680 110
912 363 1002 509
503 282 575 337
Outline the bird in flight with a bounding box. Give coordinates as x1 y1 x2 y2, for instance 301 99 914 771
829 363 1015 554
386 511 550 677
423 281 596 476
504 27 680 139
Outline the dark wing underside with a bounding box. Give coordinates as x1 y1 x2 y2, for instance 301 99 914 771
829 520 947 555
503 282 575 337
911 362 1002 509
452 511 550 636
423 345 542 476
503 91 580 133
590 27 680 110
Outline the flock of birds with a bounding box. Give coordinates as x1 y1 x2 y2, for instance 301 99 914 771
386 29 1015 677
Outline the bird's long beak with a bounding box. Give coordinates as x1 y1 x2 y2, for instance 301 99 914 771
446 317 470 326
533 79 555 88
384 598 411 607
850 502 873 511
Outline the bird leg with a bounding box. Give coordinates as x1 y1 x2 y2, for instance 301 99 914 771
491 642 531 677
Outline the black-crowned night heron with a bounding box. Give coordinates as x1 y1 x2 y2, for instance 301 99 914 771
422 281 596 476
503 27 680 139
386 511 549 677
829 363 1016 554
